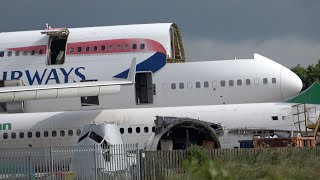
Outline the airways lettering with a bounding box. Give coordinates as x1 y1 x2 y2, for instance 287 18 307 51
1 67 86 85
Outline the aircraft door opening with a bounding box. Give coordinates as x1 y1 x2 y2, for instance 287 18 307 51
135 72 153 104
41 28 69 65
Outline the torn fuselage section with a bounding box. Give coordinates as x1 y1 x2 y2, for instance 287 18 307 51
145 116 223 150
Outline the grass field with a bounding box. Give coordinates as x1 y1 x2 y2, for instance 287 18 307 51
169 145 320 180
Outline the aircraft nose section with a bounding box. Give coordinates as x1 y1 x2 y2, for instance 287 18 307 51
280 66 303 99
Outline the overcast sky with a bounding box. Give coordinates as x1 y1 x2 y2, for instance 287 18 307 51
1 0 319 68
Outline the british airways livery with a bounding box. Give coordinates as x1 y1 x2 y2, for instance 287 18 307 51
0 23 305 150
0 23 301 114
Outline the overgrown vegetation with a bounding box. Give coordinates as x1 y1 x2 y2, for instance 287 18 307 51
291 61 320 91
168 146 320 180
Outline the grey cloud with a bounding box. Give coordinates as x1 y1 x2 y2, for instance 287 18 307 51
184 37 320 68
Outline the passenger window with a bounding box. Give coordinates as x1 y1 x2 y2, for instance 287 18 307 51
140 44 145 49
86 47 90 52
11 132 16 139
70 48 74 53
128 127 132 134
132 44 137 49
171 83 176 90
212 81 217 88
76 129 81 136
263 78 268 84
44 131 49 137
101 45 106 51
254 78 259 85
94 46 98 51
272 116 278 120
31 50 35 55
204 81 209 88
15 51 20 56
116 44 121 50
246 79 251 85
19 132 24 138
136 127 140 133
152 126 155 132
23 51 27 56
272 78 276 84
68 130 73 136
237 79 242 86
120 128 124 134
220 80 225 87
229 80 234 86
109 45 113 51
36 131 40 138
60 130 65 137
3 133 8 139
8 51 12 56
0 51 4 57
77 47 82 52
27 132 32 138
124 44 129 50
39 50 43 55
179 82 184 89
196 82 201 88
52 130 57 137
144 127 148 133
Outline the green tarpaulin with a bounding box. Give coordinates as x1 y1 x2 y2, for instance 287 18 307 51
287 82 320 105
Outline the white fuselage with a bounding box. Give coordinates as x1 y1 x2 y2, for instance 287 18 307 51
0 23 302 113
0 102 316 149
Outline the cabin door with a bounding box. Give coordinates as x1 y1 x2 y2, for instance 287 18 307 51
135 72 153 104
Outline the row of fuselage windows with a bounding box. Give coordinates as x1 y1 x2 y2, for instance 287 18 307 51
0 43 147 57
1 129 82 140
170 78 277 90
120 126 156 134
0 126 156 140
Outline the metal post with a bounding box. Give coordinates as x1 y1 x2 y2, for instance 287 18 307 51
136 144 141 180
50 146 54 180
93 144 97 180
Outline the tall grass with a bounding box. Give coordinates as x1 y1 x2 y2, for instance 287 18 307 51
169 146 320 180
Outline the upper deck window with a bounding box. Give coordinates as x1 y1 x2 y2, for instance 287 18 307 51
39 50 43 55
15 51 20 56
140 44 145 49
94 46 97 51
132 44 137 49
0 52 4 57
109 45 113 51
7 51 12 57
77 47 82 52
272 78 276 84
31 50 35 55
86 47 90 52
70 48 74 53
116 44 121 51
124 44 129 50
237 79 242 86
101 45 105 51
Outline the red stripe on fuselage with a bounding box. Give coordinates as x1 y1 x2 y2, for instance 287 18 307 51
7 38 166 56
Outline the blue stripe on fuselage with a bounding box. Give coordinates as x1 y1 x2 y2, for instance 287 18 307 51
114 52 166 79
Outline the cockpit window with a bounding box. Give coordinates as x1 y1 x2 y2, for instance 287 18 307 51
89 131 104 144
78 132 89 143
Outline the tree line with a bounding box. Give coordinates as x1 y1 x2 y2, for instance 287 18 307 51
291 60 320 91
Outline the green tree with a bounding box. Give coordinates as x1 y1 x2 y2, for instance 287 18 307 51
291 61 320 91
